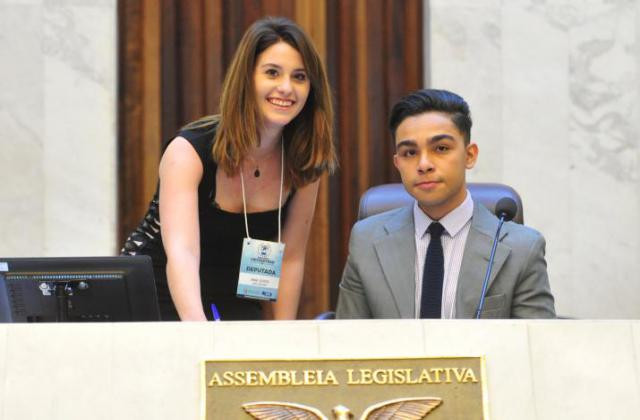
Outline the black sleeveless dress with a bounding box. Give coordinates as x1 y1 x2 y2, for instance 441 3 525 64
121 124 293 320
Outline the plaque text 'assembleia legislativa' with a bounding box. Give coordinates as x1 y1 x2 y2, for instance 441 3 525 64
207 367 479 387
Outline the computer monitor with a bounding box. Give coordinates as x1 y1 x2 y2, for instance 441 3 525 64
0 256 160 322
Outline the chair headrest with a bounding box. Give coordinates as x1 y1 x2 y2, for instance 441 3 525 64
357 182 524 224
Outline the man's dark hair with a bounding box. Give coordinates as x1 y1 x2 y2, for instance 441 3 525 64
389 89 472 143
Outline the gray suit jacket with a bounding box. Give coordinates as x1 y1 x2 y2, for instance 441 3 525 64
336 202 556 319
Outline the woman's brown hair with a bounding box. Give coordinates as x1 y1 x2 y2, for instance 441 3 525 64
186 16 337 188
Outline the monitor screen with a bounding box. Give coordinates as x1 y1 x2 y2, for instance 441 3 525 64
0 256 160 322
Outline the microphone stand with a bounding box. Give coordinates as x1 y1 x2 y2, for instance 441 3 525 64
474 214 506 319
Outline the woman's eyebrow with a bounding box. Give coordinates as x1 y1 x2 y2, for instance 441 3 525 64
259 63 306 72
259 63 282 69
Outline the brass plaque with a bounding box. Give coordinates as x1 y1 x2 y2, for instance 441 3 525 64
202 357 488 419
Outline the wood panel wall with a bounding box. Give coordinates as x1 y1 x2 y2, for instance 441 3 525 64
118 0 423 319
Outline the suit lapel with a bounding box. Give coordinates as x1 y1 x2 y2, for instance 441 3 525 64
456 203 511 316
373 206 416 318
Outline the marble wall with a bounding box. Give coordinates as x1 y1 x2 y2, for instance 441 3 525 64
428 0 640 318
0 0 117 257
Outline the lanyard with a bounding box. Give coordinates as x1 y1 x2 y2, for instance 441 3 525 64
239 138 284 243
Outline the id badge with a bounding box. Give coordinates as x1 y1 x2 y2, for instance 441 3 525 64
236 238 285 301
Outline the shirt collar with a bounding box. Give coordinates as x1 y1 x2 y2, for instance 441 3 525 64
413 191 474 238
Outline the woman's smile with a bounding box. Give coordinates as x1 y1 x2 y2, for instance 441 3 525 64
267 97 296 109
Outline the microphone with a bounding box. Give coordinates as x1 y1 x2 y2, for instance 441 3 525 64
495 197 518 222
475 197 518 319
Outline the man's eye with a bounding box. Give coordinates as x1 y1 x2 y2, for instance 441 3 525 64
401 150 417 157
435 145 449 152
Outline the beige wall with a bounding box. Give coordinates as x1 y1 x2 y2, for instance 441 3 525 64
428 0 640 318
0 0 117 257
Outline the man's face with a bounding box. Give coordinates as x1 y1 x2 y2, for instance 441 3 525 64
393 111 478 220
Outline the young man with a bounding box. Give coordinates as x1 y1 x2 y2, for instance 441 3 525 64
336 89 555 319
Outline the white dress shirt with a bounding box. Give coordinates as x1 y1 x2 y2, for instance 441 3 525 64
413 192 474 318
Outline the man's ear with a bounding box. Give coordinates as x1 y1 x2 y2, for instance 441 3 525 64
465 142 478 169
393 153 399 170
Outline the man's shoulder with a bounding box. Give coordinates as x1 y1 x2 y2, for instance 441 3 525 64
501 222 545 258
351 205 413 241
503 220 543 241
474 203 544 249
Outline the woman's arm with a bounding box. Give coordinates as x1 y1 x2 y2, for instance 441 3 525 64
272 179 321 319
159 137 207 321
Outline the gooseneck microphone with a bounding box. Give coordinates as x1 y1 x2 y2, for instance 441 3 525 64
494 197 518 222
475 197 518 319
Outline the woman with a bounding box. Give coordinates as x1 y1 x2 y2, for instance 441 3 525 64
122 17 336 321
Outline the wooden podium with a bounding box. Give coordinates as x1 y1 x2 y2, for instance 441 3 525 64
0 320 637 419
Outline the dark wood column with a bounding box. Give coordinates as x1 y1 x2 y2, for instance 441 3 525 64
325 0 424 307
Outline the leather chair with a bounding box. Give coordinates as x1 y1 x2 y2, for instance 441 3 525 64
358 182 524 224
314 182 524 320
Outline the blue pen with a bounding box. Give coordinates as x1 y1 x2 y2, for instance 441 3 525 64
210 303 221 321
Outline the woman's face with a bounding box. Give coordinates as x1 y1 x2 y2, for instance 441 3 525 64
254 41 311 131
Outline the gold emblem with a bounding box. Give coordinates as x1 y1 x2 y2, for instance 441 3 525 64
242 396 442 419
